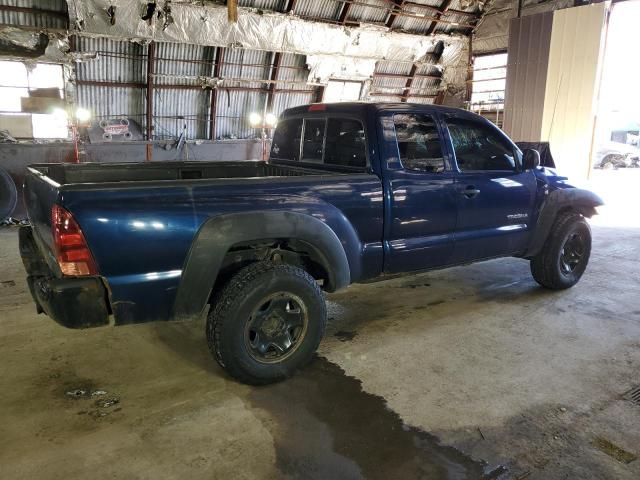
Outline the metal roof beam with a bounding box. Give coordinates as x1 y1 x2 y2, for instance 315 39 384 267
265 51 282 112
284 0 298 13
338 1 353 24
385 0 405 28
425 0 453 36
401 63 417 102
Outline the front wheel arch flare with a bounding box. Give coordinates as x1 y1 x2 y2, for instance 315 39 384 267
524 188 603 258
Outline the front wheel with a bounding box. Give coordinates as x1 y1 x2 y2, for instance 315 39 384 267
207 261 326 385
530 212 592 290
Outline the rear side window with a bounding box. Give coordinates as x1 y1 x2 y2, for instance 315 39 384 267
271 116 367 170
270 118 302 161
324 118 366 168
393 114 445 173
302 119 326 162
446 117 516 171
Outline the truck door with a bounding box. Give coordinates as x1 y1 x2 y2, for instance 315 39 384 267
381 112 458 274
443 116 537 263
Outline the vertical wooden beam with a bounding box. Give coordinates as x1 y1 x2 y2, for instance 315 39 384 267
385 0 404 29
266 51 281 113
227 0 238 22
314 85 325 103
425 0 453 35
145 41 155 161
465 35 473 104
209 47 223 140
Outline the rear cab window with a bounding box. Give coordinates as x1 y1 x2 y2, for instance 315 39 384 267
271 118 302 162
393 114 446 173
270 115 368 171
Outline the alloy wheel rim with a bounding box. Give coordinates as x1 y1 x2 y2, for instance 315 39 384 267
560 232 585 274
245 292 308 363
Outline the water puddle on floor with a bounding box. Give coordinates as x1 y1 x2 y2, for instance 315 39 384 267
249 357 502 480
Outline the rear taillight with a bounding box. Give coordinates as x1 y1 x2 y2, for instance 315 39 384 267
52 205 98 276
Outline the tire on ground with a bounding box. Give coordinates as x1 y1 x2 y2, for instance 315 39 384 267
530 211 592 290
207 261 326 385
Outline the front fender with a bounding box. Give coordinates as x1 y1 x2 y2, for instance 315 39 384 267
172 210 356 322
525 188 604 257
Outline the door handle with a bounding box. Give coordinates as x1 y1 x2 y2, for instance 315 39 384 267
461 186 481 198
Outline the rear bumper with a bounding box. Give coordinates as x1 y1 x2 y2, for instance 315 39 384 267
19 226 110 329
26 276 110 328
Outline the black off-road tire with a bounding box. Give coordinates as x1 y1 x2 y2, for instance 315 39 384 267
530 211 592 290
206 261 326 385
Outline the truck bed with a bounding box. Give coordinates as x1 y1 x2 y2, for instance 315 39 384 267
22 157 384 326
30 160 331 187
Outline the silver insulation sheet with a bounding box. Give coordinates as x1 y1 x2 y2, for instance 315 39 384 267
69 1 466 70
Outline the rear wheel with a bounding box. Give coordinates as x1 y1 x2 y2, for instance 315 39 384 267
530 212 592 290
207 261 326 385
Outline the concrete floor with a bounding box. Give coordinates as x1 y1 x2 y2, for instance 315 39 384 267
1 200 639 478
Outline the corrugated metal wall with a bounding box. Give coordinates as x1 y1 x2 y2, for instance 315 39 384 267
73 37 315 141
503 3 607 180
75 37 147 129
0 0 67 29
502 12 553 142
154 43 212 139
540 2 607 179
234 0 482 35
72 35 451 140
272 52 315 116
371 49 442 103
346 0 388 24
0 0 479 141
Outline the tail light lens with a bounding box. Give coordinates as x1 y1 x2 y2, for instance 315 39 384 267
52 205 98 276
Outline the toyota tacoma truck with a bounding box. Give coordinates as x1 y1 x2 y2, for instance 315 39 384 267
19 103 603 384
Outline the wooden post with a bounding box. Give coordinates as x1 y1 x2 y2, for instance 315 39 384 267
228 0 238 22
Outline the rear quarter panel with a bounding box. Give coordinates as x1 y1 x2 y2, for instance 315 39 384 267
61 174 383 324
23 168 62 273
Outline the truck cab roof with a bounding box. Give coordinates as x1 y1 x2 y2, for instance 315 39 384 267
280 102 477 120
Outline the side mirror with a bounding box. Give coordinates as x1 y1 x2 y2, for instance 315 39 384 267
522 149 540 170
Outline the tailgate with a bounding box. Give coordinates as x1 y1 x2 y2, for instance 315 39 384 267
23 166 62 271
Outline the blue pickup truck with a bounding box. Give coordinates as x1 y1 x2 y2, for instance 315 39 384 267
20 103 603 384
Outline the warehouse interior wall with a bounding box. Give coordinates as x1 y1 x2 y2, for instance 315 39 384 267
0 0 609 208
540 2 608 180
501 2 608 179
502 11 553 141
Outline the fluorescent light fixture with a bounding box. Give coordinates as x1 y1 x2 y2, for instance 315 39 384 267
51 108 68 120
249 112 262 127
265 113 278 127
76 107 91 122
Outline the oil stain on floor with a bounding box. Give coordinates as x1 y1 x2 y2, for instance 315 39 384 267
250 357 503 480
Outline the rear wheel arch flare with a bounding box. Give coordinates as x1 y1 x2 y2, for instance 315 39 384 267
173 211 353 322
